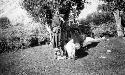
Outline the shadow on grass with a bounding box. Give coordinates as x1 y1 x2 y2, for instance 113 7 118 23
76 42 99 59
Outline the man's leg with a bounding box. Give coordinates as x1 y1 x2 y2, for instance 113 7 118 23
52 33 56 48
50 32 52 45
55 33 58 48
58 32 61 48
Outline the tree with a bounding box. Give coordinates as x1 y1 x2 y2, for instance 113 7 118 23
101 0 125 36
22 0 85 34
22 0 85 24
22 0 85 49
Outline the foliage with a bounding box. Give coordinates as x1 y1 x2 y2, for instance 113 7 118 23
0 21 49 53
22 0 85 24
79 0 125 37
101 0 125 36
22 0 86 43
79 11 116 37
92 22 117 37
80 12 115 26
101 0 125 12
97 0 125 27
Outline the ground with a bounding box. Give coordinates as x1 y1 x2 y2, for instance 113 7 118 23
0 37 125 75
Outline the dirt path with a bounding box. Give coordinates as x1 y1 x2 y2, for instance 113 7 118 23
0 37 125 75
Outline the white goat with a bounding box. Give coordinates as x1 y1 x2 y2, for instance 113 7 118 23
83 37 106 47
64 39 81 59
64 39 75 59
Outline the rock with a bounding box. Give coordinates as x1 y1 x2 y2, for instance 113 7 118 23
107 50 111 53
99 55 106 59
56 56 66 60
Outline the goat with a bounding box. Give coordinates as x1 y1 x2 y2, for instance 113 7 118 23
83 37 106 47
64 30 86 59
64 39 76 59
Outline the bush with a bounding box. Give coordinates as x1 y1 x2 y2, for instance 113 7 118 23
91 22 117 38
0 36 24 53
0 22 49 54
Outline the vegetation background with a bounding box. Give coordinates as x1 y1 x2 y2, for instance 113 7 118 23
0 0 125 53
0 0 125 75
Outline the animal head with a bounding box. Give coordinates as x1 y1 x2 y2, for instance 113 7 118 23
75 43 80 50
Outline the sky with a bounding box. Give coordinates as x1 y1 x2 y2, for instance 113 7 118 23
77 0 106 21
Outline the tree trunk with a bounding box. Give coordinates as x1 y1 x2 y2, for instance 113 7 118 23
113 9 124 37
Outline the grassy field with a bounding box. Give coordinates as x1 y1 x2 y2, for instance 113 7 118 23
0 37 125 75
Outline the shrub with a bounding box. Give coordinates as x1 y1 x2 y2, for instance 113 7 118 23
91 22 117 38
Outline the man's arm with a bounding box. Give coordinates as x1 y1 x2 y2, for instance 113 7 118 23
59 16 65 23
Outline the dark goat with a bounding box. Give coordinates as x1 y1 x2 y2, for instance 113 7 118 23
39 38 50 45
29 37 39 47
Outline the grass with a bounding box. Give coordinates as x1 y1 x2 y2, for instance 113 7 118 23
0 37 125 75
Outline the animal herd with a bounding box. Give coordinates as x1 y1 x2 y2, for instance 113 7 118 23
64 33 106 60
45 23 106 60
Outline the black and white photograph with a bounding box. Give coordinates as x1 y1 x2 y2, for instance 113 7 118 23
0 0 125 75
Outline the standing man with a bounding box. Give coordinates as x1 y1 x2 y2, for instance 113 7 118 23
52 10 64 49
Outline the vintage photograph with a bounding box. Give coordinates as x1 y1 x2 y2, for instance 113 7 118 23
0 0 125 75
